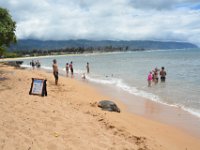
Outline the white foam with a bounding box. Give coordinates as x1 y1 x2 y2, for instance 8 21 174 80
87 75 119 85
115 80 160 101
86 75 160 102
41 66 52 71
21 63 200 118
21 63 52 71
176 104 200 118
74 69 85 74
184 108 200 118
21 64 32 68
86 75 200 118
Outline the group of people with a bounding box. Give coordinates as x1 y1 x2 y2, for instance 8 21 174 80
30 60 41 69
52 59 90 85
52 59 166 87
147 67 167 87
65 61 74 77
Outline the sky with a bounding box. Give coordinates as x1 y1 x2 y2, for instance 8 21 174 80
1 0 200 46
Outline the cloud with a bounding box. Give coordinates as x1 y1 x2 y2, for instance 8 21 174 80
0 0 200 46
129 0 200 10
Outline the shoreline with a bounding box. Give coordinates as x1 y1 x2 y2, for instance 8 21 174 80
2 52 200 119
20 64 200 138
1 64 200 149
51 66 200 138
89 81 200 138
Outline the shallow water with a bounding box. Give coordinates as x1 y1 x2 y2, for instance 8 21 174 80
21 48 200 118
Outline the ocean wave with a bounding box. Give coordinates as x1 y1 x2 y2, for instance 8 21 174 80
21 63 200 118
21 64 52 71
86 75 200 118
145 49 176 53
183 107 200 118
86 75 160 102
86 76 117 85
21 64 32 68
174 104 200 118
41 66 52 70
74 69 85 74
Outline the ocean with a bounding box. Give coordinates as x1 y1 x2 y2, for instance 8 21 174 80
21 48 200 118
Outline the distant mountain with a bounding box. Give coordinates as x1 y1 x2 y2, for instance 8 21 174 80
9 39 198 51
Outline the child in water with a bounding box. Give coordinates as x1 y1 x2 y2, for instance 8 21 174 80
147 72 153 87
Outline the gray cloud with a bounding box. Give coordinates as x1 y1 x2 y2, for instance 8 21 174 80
129 0 200 10
0 0 200 46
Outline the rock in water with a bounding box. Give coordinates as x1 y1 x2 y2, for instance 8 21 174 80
98 100 120 113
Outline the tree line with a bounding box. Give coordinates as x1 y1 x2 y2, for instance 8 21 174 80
6 46 144 58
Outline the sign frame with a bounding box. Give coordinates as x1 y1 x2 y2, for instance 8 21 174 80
29 78 47 96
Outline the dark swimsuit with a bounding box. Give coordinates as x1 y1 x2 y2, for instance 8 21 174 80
160 71 166 82
54 72 58 80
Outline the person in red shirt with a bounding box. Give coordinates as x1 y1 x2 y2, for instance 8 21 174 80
147 72 153 87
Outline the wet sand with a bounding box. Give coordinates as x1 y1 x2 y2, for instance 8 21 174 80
0 63 200 150
92 83 200 138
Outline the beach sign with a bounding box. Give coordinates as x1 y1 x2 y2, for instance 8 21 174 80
29 78 47 96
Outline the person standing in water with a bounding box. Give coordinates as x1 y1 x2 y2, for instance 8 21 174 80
52 59 58 85
160 67 167 82
153 67 159 83
66 63 69 77
147 72 153 87
31 60 35 69
86 62 89 74
69 61 74 77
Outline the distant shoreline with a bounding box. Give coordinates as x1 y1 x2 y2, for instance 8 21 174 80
9 39 199 51
2 48 200 62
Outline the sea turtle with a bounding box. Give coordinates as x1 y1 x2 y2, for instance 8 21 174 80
98 100 120 113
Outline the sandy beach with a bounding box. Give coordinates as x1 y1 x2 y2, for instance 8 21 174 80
0 63 200 150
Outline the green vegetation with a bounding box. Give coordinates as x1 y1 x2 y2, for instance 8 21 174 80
0 7 17 57
9 39 198 52
10 45 140 58
3 52 21 58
